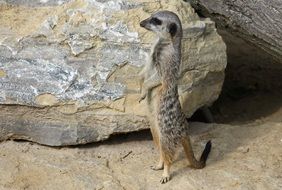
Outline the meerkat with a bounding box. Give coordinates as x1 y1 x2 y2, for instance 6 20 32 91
139 11 212 183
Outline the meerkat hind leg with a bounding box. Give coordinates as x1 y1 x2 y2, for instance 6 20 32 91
159 147 173 184
160 163 171 184
160 156 171 184
151 154 164 170
150 125 164 170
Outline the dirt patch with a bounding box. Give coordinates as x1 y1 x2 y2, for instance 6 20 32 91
0 121 281 190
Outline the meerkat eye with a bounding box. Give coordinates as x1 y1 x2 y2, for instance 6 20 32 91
150 17 162 25
168 23 177 37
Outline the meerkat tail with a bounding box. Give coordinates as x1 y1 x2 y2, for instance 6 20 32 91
200 140 212 163
181 138 211 169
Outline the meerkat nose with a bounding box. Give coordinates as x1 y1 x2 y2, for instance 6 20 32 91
140 20 146 28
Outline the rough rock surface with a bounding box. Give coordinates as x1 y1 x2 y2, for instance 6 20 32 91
0 0 226 146
187 0 282 62
0 121 281 190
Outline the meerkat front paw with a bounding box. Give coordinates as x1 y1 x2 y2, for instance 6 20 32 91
138 93 147 103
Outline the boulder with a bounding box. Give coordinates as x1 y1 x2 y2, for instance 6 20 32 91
187 0 282 62
0 0 226 146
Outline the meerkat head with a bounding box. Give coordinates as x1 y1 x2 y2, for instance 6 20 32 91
140 10 182 40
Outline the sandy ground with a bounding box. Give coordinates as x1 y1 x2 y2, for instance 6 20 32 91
0 119 281 190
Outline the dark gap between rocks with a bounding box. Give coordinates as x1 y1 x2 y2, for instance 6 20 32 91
188 1 282 124
71 129 152 149
209 30 282 124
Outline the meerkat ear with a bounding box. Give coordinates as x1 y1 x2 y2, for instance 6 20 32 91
168 23 177 37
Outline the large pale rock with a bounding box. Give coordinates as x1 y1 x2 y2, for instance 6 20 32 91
0 0 226 146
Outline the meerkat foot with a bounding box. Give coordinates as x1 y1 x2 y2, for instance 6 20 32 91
160 163 170 184
150 164 164 170
160 175 170 184
151 156 164 170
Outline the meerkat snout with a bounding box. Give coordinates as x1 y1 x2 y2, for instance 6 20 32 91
140 19 147 28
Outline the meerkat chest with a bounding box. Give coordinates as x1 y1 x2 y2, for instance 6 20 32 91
152 42 174 73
